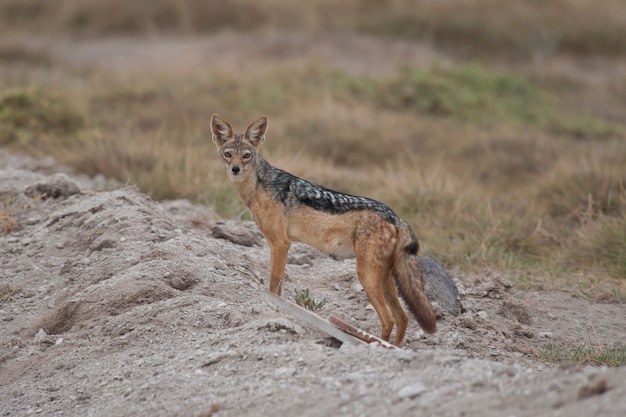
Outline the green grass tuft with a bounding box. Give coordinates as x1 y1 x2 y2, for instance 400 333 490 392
332 64 621 139
538 343 626 367
384 64 549 125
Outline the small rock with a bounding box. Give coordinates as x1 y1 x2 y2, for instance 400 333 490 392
24 173 81 199
25 216 42 225
398 382 427 399
33 328 48 343
274 367 296 378
169 277 186 290
212 221 263 247
477 310 489 320
538 331 553 339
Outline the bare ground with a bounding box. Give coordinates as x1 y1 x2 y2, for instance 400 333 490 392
1 149 625 417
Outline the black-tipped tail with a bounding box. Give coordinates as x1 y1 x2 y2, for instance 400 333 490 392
392 221 436 334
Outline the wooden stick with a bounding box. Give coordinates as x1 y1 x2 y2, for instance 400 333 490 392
262 291 365 346
330 316 400 350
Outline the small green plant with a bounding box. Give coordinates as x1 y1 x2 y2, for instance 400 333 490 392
294 288 327 312
537 343 626 367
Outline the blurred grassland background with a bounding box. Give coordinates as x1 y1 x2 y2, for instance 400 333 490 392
0 0 625 299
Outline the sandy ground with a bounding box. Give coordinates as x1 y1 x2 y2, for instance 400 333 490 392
1 150 625 417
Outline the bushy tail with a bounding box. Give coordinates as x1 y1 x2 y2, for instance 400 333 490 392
392 220 437 334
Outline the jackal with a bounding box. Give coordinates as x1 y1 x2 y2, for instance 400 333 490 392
211 114 436 346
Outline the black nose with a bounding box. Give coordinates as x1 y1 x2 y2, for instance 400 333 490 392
231 166 240 174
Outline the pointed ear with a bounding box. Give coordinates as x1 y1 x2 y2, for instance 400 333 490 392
211 114 234 147
244 115 268 148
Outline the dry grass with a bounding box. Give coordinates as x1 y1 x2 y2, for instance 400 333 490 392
1 64 625 298
358 0 626 60
0 195 19 236
2 0 625 61
1 0 625 299
0 283 18 303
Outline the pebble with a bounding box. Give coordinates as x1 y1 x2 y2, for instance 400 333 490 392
398 382 427 399
33 328 48 343
25 216 42 225
274 367 296 378
477 310 489 320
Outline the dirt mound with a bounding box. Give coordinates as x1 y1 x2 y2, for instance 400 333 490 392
1 149 625 417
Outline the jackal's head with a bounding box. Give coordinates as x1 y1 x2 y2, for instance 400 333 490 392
211 114 267 179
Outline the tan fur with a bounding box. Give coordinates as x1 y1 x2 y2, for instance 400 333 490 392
211 114 436 346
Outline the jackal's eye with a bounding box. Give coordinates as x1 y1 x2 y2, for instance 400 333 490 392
242 151 252 160
223 151 232 158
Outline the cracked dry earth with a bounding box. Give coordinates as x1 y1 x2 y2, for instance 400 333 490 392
0 149 625 417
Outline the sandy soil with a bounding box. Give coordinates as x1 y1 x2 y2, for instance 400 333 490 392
1 150 625 417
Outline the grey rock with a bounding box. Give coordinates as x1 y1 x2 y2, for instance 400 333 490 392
420 256 463 316
212 221 264 247
24 173 81 199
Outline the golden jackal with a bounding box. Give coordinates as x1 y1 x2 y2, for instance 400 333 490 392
211 114 436 346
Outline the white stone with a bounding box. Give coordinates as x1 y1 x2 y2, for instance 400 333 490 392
398 382 427 399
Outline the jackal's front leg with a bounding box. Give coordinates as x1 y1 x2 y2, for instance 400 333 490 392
268 238 290 295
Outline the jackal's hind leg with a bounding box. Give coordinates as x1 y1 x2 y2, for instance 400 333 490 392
354 236 396 342
383 273 409 346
